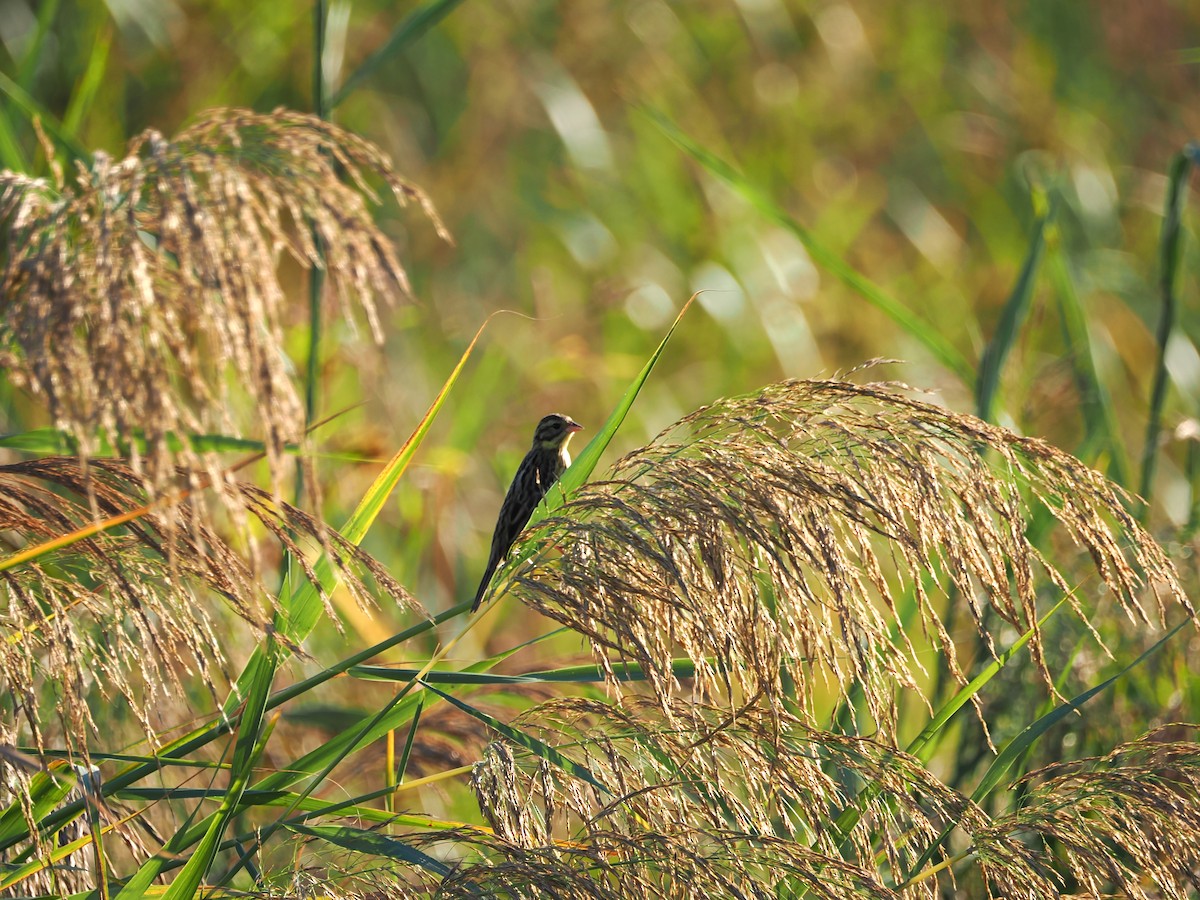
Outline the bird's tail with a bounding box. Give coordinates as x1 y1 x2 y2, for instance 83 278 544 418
470 560 499 613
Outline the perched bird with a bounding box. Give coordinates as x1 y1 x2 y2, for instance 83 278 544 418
471 413 583 612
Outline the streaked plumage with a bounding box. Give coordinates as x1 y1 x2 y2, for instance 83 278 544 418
471 413 583 612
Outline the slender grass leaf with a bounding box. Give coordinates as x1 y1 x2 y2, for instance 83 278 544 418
1140 144 1200 517
1048 241 1128 484
0 400 374 573
0 427 370 460
118 643 278 900
907 594 1069 763
15 0 60 92
975 200 1053 423
0 69 89 161
474 292 698 608
61 25 111 139
330 0 467 108
820 595 1068 862
288 823 451 877
301 0 328 499
215 682 422 888
544 291 698 509
272 315 488 644
0 765 74 845
397 696 424 785
0 107 26 171
352 657 700 684
419 681 612 797
0 806 144 893
902 617 1190 887
642 106 974 385
4 605 472 855
970 619 1189 802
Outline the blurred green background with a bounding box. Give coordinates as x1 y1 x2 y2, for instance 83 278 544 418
6 0 1200 639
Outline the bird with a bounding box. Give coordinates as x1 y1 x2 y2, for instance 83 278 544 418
471 413 583 612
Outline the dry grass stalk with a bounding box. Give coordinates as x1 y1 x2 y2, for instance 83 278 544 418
470 697 963 897
514 377 1190 741
468 698 1200 898
0 107 446 495
976 726 1200 898
0 457 419 896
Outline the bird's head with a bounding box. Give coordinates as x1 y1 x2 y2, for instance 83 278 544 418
533 413 583 450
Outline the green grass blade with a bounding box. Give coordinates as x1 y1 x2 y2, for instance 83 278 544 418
1048 239 1129 484
287 823 451 877
0 107 27 171
975 199 1053 422
0 766 75 845
552 291 698 504
215 680 425 887
1139 144 1200 517
61 25 111 139
271 317 486 645
642 106 975 386
0 427 368 459
420 681 613 796
476 292 698 607
907 594 1069 764
118 642 278 900
255 634 558 801
901 617 1190 887
821 595 1068 859
396 696 424 785
970 619 1188 802
330 0 467 108
0 605 472 855
298 0 329 508
15 0 60 92
0 69 89 162
352 657 700 685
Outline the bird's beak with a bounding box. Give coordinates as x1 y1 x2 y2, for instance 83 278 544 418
568 422 584 433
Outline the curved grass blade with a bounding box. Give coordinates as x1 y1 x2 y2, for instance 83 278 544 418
975 198 1053 423
901 617 1191 888
287 823 451 878
474 292 698 608
351 657 701 685
0 805 145 894
213 623 542 887
219 631 548 884
61 26 111 140
0 69 89 162
547 291 698 509
330 0 467 108
0 405 359 575
0 427 369 459
0 765 75 846
419 681 612 797
0 605 473 855
819 594 1069 861
116 647 278 900
1048 238 1128 484
15 0 60 93
222 316 490 773
642 106 974 385
1139 143 1200 518
273 314 490 644
907 593 1069 764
